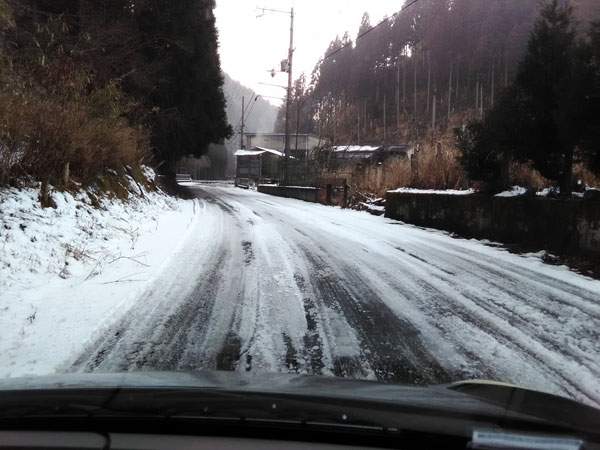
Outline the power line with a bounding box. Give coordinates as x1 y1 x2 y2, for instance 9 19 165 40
243 96 259 125
230 95 261 138
231 94 256 135
323 0 421 62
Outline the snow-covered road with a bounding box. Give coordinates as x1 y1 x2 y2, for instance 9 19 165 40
71 184 600 407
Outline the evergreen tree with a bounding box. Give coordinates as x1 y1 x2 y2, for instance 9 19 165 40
132 0 231 177
509 0 587 195
455 84 531 191
579 21 600 173
457 0 599 194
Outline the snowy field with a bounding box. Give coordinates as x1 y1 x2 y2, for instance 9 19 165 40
2 182 599 409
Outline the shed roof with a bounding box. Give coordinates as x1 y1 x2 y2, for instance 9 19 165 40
332 145 381 153
234 147 284 157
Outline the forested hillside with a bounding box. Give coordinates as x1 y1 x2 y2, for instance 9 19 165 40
225 73 278 137
281 0 598 145
0 0 230 202
276 0 599 194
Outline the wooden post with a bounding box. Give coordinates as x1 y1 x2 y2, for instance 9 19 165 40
455 59 459 102
363 102 367 140
475 76 479 111
479 82 483 118
432 88 436 145
414 52 417 116
447 62 452 122
357 101 360 145
426 50 431 112
491 63 495 107
397 55 401 134
383 92 387 146
402 55 406 112
333 103 336 146
62 161 70 186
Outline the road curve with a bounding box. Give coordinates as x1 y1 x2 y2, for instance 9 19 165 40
71 184 600 407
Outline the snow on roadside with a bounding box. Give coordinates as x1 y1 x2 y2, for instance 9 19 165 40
495 186 527 197
536 187 559 197
388 187 475 195
0 178 198 378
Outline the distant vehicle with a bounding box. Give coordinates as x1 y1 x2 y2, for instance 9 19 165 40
0 372 598 449
176 173 192 182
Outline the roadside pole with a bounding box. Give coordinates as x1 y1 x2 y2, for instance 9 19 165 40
240 96 245 150
283 8 294 186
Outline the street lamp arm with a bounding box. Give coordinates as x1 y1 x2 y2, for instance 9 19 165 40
259 82 287 89
256 7 292 15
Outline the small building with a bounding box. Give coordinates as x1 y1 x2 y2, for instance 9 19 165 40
234 147 282 187
331 145 382 160
245 133 321 159
328 144 413 171
331 144 413 160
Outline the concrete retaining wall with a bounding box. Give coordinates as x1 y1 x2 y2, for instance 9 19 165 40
385 193 600 256
258 185 320 203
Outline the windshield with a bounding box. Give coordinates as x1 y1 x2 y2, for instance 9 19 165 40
1 0 599 418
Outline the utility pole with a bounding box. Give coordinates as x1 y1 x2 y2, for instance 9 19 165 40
257 6 294 185
284 7 294 185
240 96 245 150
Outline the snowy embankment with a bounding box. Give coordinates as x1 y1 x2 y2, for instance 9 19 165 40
0 176 197 377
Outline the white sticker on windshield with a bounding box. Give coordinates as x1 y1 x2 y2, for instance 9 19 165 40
472 430 582 450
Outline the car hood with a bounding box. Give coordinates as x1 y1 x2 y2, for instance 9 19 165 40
0 371 598 442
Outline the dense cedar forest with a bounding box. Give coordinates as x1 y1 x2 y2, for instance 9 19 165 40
276 0 599 149
0 0 230 201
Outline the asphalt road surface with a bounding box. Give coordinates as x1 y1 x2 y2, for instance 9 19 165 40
71 183 600 407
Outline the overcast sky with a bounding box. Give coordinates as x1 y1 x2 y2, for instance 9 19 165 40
214 0 403 107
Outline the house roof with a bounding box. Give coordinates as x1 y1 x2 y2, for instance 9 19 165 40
245 132 319 138
332 145 412 153
332 145 381 153
234 147 285 157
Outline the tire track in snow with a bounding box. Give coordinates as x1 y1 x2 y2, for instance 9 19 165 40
70 232 229 372
70 197 249 373
310 224 600 405
242 188 599 405
394 243 600 370
69 184 599 407
294 241 450 385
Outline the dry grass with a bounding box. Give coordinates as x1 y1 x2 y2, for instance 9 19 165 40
410 141 465 190
339 140 465 198
324 128 597 200
573 163 600 189
0 87 150 195
508 162 548 190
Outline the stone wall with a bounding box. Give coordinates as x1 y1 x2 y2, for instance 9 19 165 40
257 185 320 203
385 193 600 256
